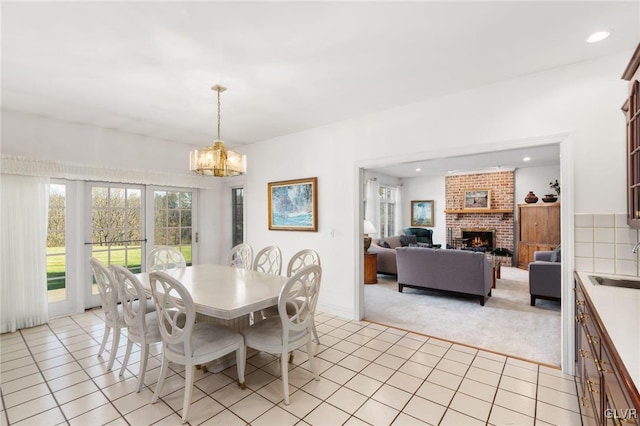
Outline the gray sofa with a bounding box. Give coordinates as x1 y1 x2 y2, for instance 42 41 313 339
368 235 403 275
528 250 561 306
396 247 493 305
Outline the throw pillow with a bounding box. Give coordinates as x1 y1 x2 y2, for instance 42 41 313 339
399 235 417 247
550 244 562 262
379 240 391 249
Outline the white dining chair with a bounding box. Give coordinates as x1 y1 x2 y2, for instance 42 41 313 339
263 249 322 342
226 243 253 270
147 246 187 271
286 249 321 277
242 264 322 405
252 245 282 275
110 264 162 392
89 258 127 371
149 271 246 424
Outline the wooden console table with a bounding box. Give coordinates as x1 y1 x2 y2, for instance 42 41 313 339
364 252 378 284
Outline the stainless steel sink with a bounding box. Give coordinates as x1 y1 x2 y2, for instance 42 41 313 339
589 275 640 290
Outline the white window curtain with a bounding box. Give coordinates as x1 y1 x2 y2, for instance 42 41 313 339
394 185 403 236
365 179 380 233
1 174 50 333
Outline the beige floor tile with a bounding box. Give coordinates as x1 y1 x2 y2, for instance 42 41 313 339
0 373 44 396
211 380 253 407
68 402 123 426
12 407 66 426
6 394 57 424
440 409 486 425
124 400 175 425
458 377 498 403
326 387 367 415
449 392 492 422
436 358 470 377
300 377 341 400
416 380 455 406
0 348 30 363
37 353 76 371
327 328 352 340
387 371 423 394
351 346 382 362
488 405 535 426
332 339 361 354
506 357 539 371
360 362 395 382
538 371 578 395
160 385 207 413
304 402 351 426
374 353 405 370
536 401 582 425
477 351 507 363
385 344 416 359
397 360 432 380
465 366 501 387
344 372 383 397
471 356 505 374
229 392 273 423
365 338 393 352
498 375 537 399
502 363 538 383
410 350 441 368
54 379 101 404
279 389 322 418
391 412 430 425
317 347 349 364
427 368 463 390
493 389 536 417
537 384 581 412
395 336 425 351
321 365 357 385
354 398 399 426
3 383 50 409
0 364 39 384
402 395 447 425
338 354 371 372
112 388 157 415
61 391 110 419
245 368 277 391
252 405 300 426
41 361 83 381
1 356 35 372
371 384 412 410
443 348 475 365
417 342 448 358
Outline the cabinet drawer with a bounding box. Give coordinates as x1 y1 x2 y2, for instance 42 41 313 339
601 344 640 425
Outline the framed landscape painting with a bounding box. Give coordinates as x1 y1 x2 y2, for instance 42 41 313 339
268 177 318 231
411 200 434 226
464 189 491 210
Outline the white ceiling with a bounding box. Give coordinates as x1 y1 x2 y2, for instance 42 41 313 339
2 1 639 176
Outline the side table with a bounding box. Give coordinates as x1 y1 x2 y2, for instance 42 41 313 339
364 252 378 284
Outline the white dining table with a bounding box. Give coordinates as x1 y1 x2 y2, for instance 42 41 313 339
137 264 289 319
137 264 289 371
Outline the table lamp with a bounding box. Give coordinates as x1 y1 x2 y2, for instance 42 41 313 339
363 220 377 252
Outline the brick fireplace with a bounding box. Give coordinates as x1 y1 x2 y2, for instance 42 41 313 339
445 171 515 266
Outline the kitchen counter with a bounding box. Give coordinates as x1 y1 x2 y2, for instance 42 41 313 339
575 271 640 391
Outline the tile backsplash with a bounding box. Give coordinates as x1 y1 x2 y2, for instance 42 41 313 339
574 213 640 277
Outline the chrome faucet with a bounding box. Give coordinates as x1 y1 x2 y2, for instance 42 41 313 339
633 241 640 254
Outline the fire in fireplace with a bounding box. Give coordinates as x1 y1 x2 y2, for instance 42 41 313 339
460 228 495 252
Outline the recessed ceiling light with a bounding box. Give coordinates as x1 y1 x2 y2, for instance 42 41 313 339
523 157 531 162
447 170 455 174
415 168 421 172
586 30 611 43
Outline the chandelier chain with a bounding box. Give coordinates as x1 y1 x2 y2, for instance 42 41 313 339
217 88 221 140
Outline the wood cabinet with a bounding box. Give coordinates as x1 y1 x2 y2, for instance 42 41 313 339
622 43 640 229
517 203 560 269
364 253 377 284
574 275 640 425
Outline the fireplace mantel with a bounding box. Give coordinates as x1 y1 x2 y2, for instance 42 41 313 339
444 209 513 220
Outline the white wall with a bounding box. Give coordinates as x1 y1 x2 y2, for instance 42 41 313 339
401 175 446 245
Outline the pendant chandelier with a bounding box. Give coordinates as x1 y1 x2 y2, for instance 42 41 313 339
189 84 246 177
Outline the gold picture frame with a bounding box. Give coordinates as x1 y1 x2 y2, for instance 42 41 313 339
268 177 318 231
463 189 491 210
410 200 434 226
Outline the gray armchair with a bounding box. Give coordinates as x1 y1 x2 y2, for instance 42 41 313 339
528 250 561 306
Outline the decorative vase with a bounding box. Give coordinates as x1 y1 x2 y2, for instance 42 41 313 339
524 191 538 204
542 194 558 203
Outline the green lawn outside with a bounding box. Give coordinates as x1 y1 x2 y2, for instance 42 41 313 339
46 245 192 291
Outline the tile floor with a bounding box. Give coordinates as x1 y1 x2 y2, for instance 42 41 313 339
0 309 583 425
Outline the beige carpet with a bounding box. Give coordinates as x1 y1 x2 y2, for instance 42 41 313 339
364 267 561 367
